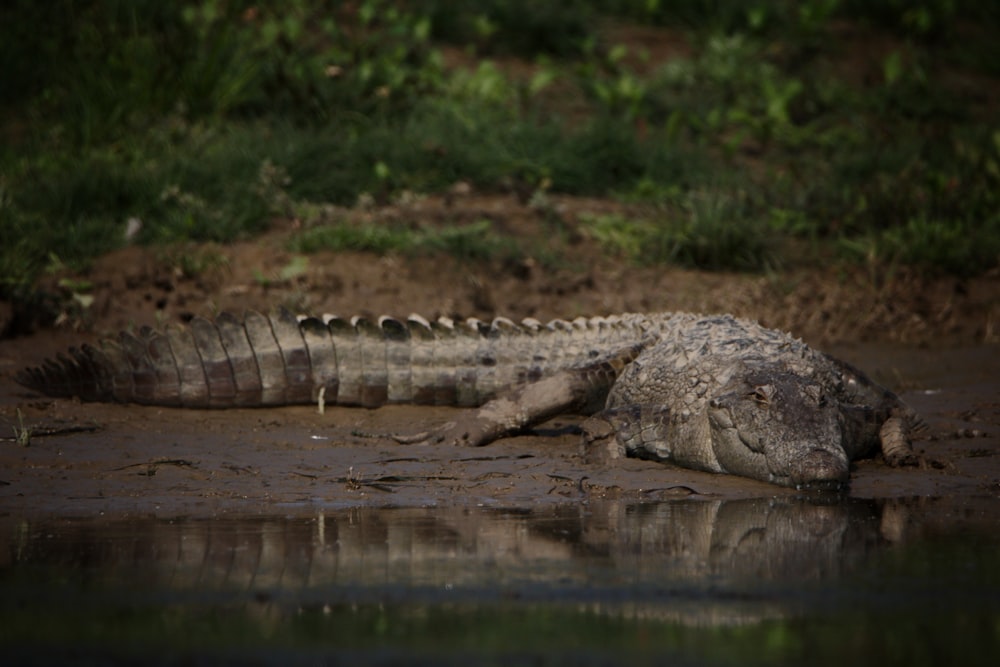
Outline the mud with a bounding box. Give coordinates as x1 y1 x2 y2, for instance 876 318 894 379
0 202 997 517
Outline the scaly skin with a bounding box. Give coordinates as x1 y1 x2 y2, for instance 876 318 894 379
15 309 924 488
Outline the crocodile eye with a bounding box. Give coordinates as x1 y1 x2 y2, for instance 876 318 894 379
749 386 771 405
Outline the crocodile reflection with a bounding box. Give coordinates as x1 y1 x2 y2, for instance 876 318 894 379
4 497 906 598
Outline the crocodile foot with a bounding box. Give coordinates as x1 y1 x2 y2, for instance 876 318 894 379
580 416 627 465
386 415 510 448
880 413 921 467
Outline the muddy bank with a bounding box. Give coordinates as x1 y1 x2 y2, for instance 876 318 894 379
2 194 999 347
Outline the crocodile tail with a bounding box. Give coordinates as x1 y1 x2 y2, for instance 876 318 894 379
15 310 659 409
14 309 330 407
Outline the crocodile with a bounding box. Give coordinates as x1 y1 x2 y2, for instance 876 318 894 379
15 309 923 489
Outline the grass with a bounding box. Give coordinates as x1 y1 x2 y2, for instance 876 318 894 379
288 218 521 265
13 408 31 447
581 190 778 273
1 0 998 301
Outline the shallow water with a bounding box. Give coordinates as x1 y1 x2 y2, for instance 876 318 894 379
2 496 998 665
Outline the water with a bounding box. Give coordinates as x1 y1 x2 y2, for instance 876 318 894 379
2 496 998 665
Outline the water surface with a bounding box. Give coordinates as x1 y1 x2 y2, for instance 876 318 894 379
3 496 997 665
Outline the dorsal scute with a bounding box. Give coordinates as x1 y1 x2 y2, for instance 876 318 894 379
545 318 573 332
464 317 488 336
326 316 352 333
406 313 431 328
490 316 521 336
379 316 410 341
298 315 328 335
432 317 456 334
520 317 542 333
406 315 434 340
586 316 614 333
603 314 623 328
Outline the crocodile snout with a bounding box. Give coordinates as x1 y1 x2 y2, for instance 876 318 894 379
789 449 849 490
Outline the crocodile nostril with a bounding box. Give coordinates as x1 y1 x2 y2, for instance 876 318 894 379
792 449 849 487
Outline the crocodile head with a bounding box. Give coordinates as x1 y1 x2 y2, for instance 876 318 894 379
707 365 848 490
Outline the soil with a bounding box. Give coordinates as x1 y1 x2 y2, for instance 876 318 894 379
0 193 998 517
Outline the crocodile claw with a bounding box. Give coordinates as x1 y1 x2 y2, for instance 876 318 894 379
356 418 498 447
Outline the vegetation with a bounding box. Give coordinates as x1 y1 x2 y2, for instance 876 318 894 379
1 0 998 299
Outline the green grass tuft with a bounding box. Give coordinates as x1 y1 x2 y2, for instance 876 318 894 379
582 190 778 273
289 218 521 264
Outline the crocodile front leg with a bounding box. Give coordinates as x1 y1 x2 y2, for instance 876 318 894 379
580 404 678 466
879 407 921 466
390 344 644 447
395 370 592 446
839 404 922 467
